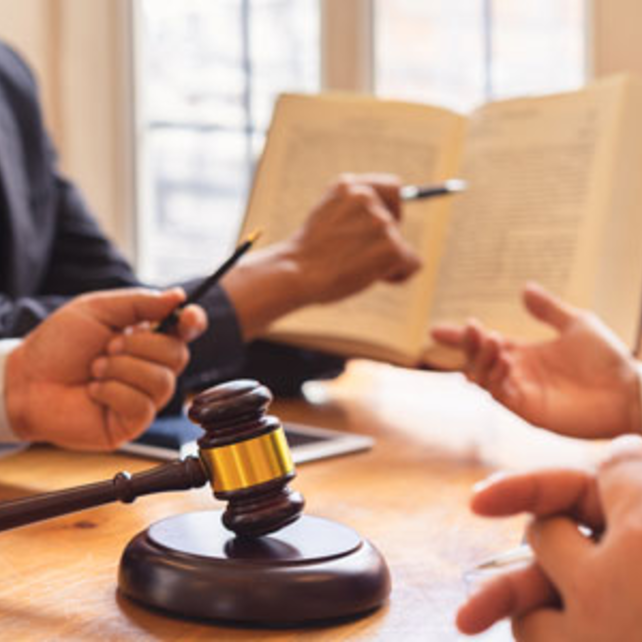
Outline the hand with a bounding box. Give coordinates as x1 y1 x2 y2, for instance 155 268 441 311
5 288 207 450
222 174 422 339
457 435 642 641
431 282 641 438
286 173 422 303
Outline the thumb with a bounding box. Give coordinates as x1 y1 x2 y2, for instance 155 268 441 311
383 250 422 282
598 435 642 525
78 287 186 330
363 173 403 221
382 225 422 282
523 282 577 332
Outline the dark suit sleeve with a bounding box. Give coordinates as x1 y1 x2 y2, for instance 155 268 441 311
0 292 69 337
176 279 346 400
0 42 141 335
0 178 139 337
40 174 140 296
234 340 346 396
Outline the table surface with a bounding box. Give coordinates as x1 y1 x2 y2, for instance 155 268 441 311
0 362 609 641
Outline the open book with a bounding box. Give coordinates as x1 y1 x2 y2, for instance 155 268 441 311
239 76 642 367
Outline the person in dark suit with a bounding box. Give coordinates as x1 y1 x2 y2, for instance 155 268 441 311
0 41 421 408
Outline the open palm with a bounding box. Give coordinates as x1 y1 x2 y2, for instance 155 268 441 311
432 283 641 439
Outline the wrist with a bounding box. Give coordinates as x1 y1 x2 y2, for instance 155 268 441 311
5 345 33 442
220 240 310 340
267 239 314 307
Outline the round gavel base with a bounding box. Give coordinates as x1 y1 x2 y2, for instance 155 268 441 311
118 510 391 625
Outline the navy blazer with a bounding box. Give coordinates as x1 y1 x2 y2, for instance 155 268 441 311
0 42 343 401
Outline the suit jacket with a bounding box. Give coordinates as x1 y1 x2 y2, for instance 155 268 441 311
0 42 343 402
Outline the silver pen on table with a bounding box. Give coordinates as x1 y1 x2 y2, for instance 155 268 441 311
470 544 534 575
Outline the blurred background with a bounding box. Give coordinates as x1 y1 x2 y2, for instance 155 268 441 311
0 0 637 286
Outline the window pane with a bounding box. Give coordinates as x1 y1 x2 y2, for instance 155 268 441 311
375 0 487 111
137 0 319 283
492 0 586 98
375 0 586 111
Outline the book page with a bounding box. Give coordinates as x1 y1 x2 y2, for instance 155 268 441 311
590 77 642 351
241 94 466 362
428 77 629 346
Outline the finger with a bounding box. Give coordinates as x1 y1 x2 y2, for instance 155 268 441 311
486 353 511 393
527 517 593 595
462 321 482 368
367 210 421 281
384 265 421 283
469 332 501 387
107 331 190 373
522 282 577 332
597 435 642 524
471 469 603 529
91 355 176 409
174 304 208 343
335 180 396 224
361 173 403 220
430 324 467 349
512 609 563 642
381 231 422 282
80 287 186 331
87 381 156 448
457 563 558 635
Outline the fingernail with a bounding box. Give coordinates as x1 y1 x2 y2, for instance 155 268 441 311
473 471 508 494
183 326 200 342
92 357 108 379
108 337 125 355
165 286 185 301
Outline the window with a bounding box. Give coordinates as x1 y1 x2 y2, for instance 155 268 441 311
136 0 319 282
135 0 586 281
375 0 586 111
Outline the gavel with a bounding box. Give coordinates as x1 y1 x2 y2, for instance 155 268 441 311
0 380 305 538
0 379 392 624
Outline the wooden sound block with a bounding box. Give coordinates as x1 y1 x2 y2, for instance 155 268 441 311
118 510 391 625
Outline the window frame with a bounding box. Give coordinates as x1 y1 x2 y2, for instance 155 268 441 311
321 0 374 92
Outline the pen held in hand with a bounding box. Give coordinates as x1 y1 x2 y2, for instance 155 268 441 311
400 178 468 201
155 229 263 334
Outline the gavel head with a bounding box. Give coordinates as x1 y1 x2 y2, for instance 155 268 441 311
188 379 305 538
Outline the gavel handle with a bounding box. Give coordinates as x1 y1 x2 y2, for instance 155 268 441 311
0 456 208 532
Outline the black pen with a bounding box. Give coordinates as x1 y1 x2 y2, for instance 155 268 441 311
400 178 467 201
155 229 263 334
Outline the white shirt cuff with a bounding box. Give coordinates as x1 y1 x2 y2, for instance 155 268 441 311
0 339 23 444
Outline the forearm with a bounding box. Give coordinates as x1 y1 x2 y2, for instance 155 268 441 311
170 280 344 404
173 284 247 400
219 241 308 341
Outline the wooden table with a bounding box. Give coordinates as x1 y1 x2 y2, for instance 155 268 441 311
0 362 609 641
